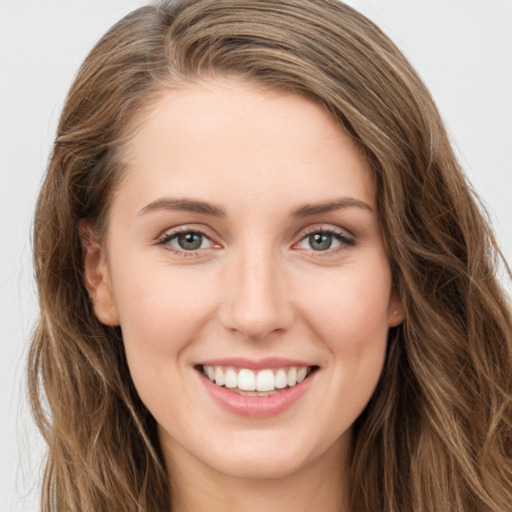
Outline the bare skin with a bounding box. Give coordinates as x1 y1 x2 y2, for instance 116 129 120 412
82 79 404 511
165 431 348 512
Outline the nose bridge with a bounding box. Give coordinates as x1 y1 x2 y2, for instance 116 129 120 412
220 240 293 340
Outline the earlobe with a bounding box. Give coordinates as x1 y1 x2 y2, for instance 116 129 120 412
388 292 405 327
79 221 120 326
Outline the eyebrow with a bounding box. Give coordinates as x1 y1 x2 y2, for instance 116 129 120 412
138 196 373 218
139 198 226 217
290 197 374 218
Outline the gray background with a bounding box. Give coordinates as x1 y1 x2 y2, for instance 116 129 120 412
1 1 510 509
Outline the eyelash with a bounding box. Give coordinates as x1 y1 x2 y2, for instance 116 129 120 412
157 226 356 257
157 227 214 257
297 227 356 257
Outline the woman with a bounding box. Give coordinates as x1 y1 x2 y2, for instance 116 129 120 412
28 0 512 510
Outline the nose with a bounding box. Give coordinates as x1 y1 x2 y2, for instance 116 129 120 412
218 245 294 341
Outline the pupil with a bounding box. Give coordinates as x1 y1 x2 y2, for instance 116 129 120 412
310 233 332 251
178 232 202 250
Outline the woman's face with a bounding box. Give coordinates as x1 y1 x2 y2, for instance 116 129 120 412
84 79 404 481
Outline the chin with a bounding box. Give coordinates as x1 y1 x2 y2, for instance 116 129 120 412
206 446 314 481
195 426 347 482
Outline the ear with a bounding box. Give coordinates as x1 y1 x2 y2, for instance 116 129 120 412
387 288 405 327
79 221 120 326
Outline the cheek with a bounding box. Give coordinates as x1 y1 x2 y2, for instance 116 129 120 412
110 264 218 361
303 264 392 420
300 261 393 348
110 266 221 421
299 258 391 397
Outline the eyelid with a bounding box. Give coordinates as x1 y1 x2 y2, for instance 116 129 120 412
299 224 355 239
156 225 221 255
293 225 356 255
155 223 355 258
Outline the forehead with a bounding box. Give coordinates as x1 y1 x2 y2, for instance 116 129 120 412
115 79 375 217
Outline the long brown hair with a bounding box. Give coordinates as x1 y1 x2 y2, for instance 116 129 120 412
29 1 512 510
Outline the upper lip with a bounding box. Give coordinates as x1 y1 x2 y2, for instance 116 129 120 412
195 357 316 370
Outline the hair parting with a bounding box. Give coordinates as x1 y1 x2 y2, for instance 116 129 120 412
29 1 511 510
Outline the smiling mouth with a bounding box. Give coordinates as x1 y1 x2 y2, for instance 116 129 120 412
197 364 319 396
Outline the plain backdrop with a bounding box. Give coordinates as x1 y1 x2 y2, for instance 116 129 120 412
1 1 510 509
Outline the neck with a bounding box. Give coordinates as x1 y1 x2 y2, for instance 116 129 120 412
162 436 350 512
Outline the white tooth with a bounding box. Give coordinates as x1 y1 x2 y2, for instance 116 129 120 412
287 367 297 387
214 366 225 386
238 369 256 391
256 369 275 392
297 367 308 383
225 368 237 388
275 369 287 389
206 365 215 381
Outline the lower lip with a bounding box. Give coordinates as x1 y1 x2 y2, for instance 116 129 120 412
197 369 316 418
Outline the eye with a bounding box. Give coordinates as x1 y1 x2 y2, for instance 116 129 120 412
158 228 216 253
296 228 355 252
